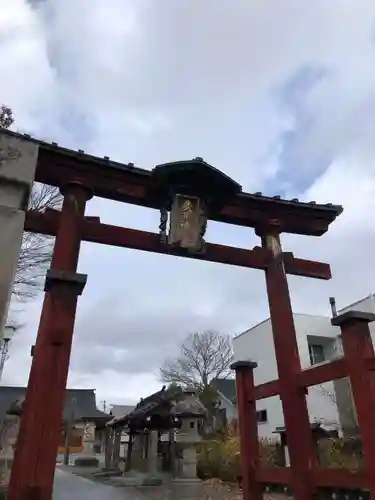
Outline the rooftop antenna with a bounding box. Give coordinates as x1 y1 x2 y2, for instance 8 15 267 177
329 297 337 318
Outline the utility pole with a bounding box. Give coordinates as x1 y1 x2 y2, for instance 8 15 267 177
101 400 107 412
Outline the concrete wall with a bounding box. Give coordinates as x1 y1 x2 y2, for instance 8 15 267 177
0 133 38 336
233 314 341 438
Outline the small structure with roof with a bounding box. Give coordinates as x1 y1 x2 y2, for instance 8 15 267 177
3 386 110 466
105 386 206 487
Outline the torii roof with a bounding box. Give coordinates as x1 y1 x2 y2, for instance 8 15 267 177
0 128 343 236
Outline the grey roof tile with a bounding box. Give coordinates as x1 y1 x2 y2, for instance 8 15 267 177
2 386 110 421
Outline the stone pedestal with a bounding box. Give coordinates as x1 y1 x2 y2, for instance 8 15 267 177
179 445 199 481
0 133 38 335
147 430 158 475
131 433 144 469
144 430 161 485
75 422 99 467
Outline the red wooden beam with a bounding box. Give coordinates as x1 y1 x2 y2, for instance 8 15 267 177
298 357 375 389
24 210 332 279
299 358 347 387
256 467 291 485
253 360 348 401
256 467 368 489
312 468 369 489
253 380 280 400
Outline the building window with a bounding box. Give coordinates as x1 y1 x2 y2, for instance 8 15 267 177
256 410 267 423
308 344 325 365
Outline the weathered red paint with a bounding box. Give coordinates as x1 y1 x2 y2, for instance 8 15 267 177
256 467 369 489
24 209 333 280
7 128 371 498
33 147 341 234
253 357 361 401
231 361 262 500
332 311 375 494
7 181 92 500
260 230 316 500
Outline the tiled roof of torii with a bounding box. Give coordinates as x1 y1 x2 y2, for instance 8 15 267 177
0 128 343 234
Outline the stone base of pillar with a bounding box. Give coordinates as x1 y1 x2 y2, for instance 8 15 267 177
110 471 162 487
74 455 99 467
173 445 200 483
171 476 202 484
74 442 99 467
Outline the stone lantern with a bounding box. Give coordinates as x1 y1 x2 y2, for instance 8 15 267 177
172 389 206 483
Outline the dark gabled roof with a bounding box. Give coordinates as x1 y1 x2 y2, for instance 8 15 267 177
107 386 182 427
210 378 236 404
3 386 110 421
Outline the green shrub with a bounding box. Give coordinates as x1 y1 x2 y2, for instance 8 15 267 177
197 434 364 484
197 436 283 482
318 437 363 469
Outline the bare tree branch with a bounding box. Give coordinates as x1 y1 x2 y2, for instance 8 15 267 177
13 183 62 301
160 330 233 390
317 382 358 432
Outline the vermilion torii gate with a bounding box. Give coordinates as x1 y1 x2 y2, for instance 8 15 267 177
1 127 372 500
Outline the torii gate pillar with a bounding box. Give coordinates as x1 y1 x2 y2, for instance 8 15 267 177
7 180 93 500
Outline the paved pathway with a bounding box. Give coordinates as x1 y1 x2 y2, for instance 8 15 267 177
53 467 137 500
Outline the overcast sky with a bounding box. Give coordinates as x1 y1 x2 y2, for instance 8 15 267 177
2 0 375 407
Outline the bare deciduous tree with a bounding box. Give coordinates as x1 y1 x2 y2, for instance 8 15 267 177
14 184 61 300
317 381 358 435
0 105 62 302
160 330 233 390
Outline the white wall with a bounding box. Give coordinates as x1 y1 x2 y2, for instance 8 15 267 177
233 314 341 438
218 393 237 422
338 293 375 346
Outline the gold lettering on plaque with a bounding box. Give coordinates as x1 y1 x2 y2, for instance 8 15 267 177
168 195 202 249
179 199 194 229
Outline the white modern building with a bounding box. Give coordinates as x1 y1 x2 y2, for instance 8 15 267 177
232 293 375 438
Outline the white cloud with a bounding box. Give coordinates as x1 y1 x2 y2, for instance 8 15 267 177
2 0 375 406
